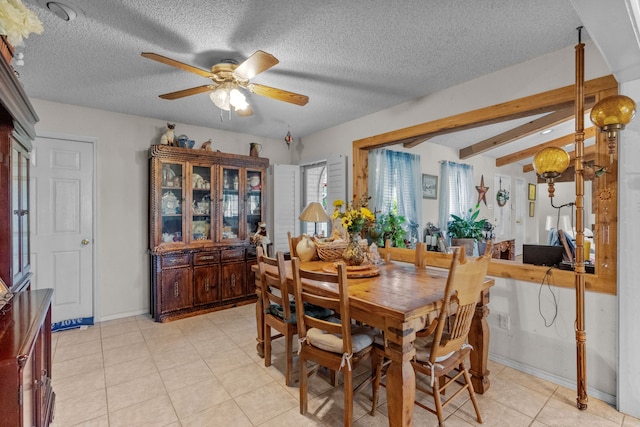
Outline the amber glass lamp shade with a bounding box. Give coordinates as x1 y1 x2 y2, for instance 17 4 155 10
590 95 636 130
533 147 570 179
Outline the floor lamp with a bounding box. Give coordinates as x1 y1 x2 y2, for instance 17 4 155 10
534 27 636 411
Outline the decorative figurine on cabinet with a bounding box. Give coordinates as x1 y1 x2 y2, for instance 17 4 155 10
160 123 176 146
250 222 271 255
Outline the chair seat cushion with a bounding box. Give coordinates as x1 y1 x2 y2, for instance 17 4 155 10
413 334 454 363
307 320 376 353
268 302 333 324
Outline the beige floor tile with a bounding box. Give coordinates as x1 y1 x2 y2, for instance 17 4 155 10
102 341 152 367
101 329 145 351
480 373 549 417
104 355 158 387
151 342 201 372
534 397 620 427
53 337 102 363
54 351 104 380
108 394 178 427
203 346 256 375
217 362 275 397
624 415 640 426
455 396 533 427
494 366 558 396
159 358 215 392
52 388 108 426
52 368 106 403
551 385 624 425
100 320 140 339
106 372 166 412
260 405 329 427
190 333 240 359
234 381 299 425
55 326 101 347
98 316 138 328
167 377 232 419
180 399 253 427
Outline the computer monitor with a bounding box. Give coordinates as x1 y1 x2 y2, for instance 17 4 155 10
522 244 565 267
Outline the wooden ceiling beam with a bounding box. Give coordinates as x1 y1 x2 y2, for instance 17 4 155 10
458 102 594 159
355 75 616 150
499 126 597 167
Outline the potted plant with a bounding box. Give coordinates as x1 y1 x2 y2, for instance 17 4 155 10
447 203 487 255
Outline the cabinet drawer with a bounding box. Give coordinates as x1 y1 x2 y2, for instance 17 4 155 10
194 251 220 265
221 248 244 262
161 254 191 268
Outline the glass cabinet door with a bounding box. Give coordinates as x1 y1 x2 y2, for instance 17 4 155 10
12 143 30 285
221 167 240 240
160 162 184 244
246 169 263 235
191 165 212 242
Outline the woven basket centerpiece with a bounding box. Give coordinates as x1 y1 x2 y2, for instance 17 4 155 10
315 240 348 261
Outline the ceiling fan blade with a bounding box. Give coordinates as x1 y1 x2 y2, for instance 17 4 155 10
236 105 254 117
248 83 309 106
159 85 213 100
141 52 211 78
233 50 279 80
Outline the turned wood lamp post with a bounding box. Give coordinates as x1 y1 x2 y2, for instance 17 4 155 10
534 27 635 411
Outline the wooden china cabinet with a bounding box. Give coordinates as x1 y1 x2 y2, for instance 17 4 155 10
0 45 55 426
149 145 268 322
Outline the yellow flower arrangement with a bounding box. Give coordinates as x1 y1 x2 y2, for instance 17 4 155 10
0 0 43 46
332 196 375 234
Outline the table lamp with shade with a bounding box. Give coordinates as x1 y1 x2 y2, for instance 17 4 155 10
296 202 331 261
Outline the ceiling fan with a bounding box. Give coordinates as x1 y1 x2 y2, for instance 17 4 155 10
141 50 309 116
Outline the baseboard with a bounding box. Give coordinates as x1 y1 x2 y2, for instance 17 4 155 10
98 309 149 322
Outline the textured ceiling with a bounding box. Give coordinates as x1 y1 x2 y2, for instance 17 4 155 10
17 0 584 145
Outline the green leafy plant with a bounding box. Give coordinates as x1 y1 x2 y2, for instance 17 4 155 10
447 203 487 241
370 210 407 248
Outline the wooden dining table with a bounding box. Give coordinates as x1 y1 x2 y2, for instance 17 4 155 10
253 259 494 427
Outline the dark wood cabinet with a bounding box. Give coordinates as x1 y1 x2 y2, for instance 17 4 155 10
0 39 39 293
0 289 55 427
149 146 268 321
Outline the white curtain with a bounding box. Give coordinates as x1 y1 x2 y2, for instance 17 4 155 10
438 161 474 233
368 149 422 244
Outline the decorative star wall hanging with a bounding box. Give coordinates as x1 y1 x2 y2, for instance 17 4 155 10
476 175 489 206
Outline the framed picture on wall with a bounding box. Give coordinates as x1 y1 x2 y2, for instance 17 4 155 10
422 174 438 199
528 183 537 201
529 201 535 217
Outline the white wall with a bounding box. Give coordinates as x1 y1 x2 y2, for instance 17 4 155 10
297 41 619 401
618 78 640 417
31 99 291 320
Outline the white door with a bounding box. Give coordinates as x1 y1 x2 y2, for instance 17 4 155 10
514 178 526 255
31 136 95 325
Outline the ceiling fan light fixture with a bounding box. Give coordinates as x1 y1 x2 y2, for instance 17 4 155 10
229 88 249 111
210 86 231 111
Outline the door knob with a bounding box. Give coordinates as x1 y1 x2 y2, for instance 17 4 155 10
81 239 90 245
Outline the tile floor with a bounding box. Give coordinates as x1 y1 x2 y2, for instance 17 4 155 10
50 303 639 427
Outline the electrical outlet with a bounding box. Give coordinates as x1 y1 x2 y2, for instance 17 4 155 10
498 313 511 330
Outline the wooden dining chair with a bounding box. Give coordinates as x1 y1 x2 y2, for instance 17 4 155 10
382 239 426 267
371 242 493 426
257 248 298 386
288 231 302 258
291 257 376 427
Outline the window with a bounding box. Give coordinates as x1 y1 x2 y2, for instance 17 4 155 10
368 149 422 245
438 161 474 233
301 162 328 237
